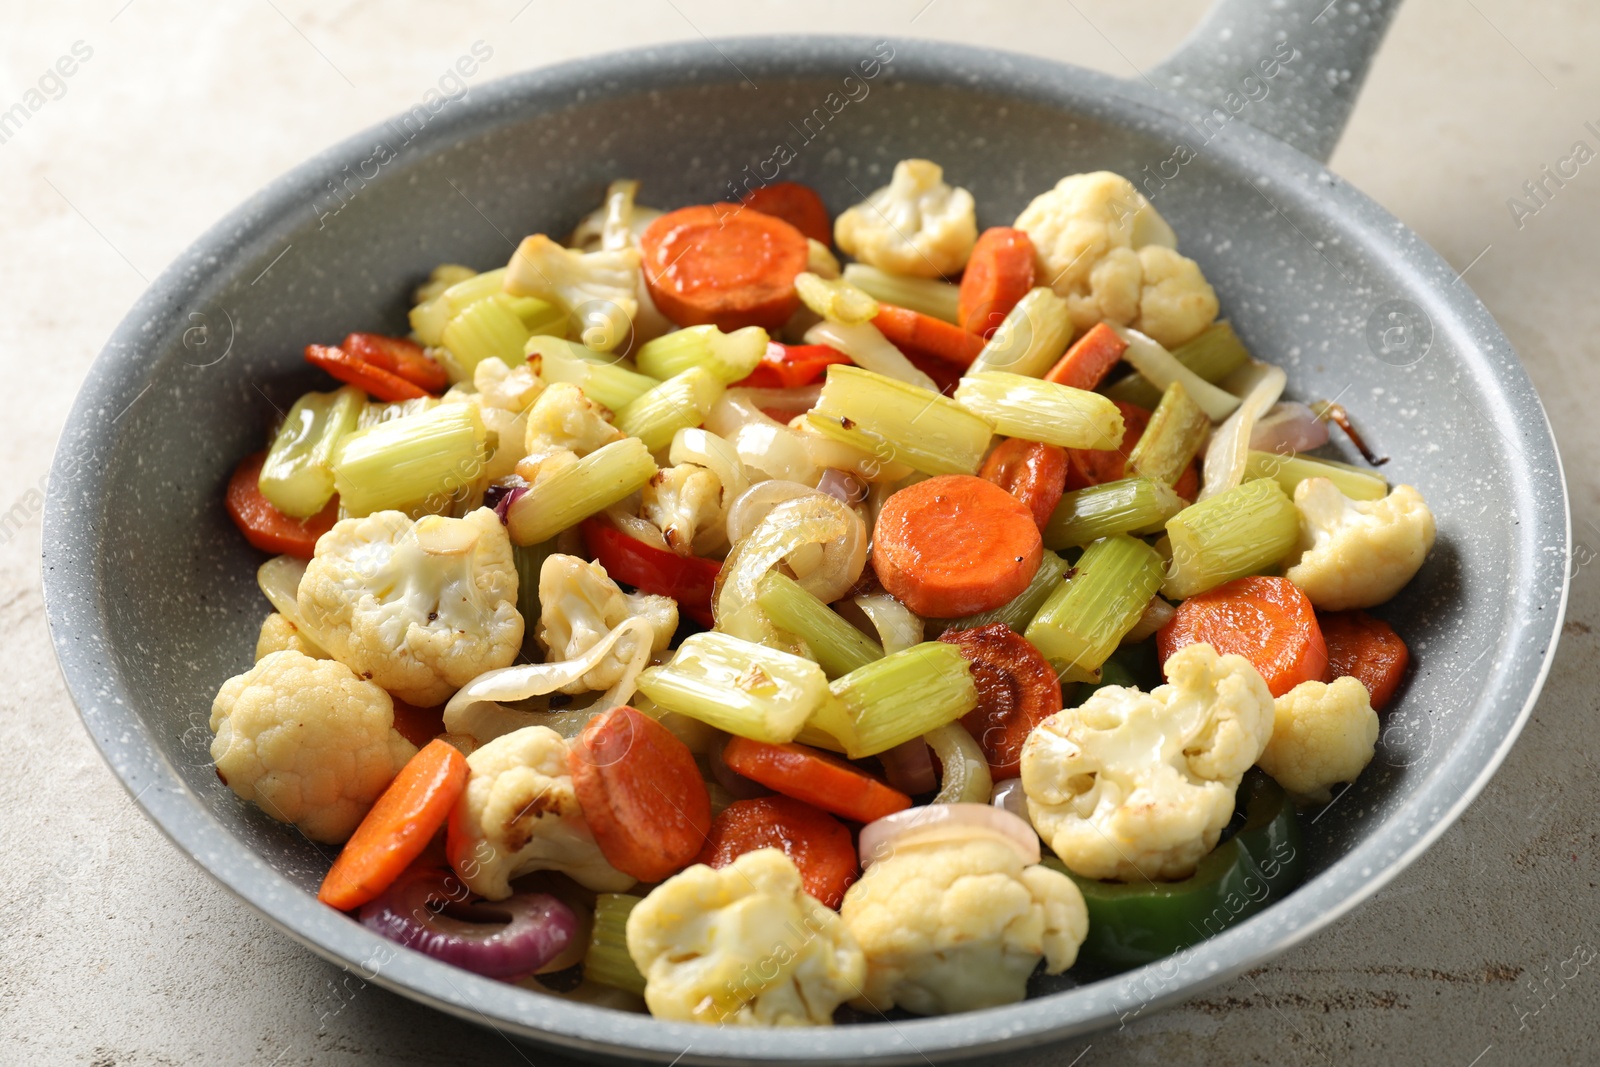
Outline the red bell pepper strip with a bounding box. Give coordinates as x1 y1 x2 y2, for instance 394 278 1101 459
340 332 449 394
305 343 429 403
582 517 720 628
735 342 851 390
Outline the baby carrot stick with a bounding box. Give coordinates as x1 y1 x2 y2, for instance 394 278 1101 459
1043 322 1129 390
720 737 910 825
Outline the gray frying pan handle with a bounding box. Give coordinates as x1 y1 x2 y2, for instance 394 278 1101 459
1148 0 1403 162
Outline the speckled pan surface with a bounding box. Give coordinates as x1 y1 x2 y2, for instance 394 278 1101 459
42 16 1567 1067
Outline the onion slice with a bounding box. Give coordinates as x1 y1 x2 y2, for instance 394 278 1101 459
804 319 939 393
989 777 1028 824
1248 401 1329 455
1121 595 1176 645
1112 325 1242 422
879 737 938 795
859 803 1040 870
853 595 923 654
1200 361 1287 500
725 480 819 545
256 555 332 655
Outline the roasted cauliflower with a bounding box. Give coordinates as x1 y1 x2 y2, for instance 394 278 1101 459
504 233 639 352
521 381 623 465
466 357 545 481
298 508 523 707
626 849 866 1026
536 554 677 694
1284 478 1436 610
1257 676 1379 801
839 836 1087 1016
640 463 724 556
210 650 417 843
254 612 328 661
446 724 635 898
1021 643 1275 881
834 159 977 278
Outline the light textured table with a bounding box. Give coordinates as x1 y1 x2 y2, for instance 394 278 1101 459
3 1 1596 1063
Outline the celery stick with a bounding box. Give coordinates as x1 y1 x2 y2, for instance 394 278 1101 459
441 295 531 378
504 438 656 545
1127 381 1210 486
635 325 769 385
1043 477 1186 550
528 335 658 413
954 372 1125 450
258 385 363 517
616 367 725 454
806 364 993 476
1162 477 1300 599
1104 320 1250 408
947 549 1070 633
841 264 960 323
756 571 884 679
967 288 1073 378
1025 535 1164 683
829 641 977 758
637 631 830 743
331 403 486 517
794 272 879 326
794 695 856 753
585 893 646 996
413 264 477 307
409 267 508 347
504 294 567 338
358 396 439 431
1244 450 1387 501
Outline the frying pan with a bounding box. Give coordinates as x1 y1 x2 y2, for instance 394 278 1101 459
42 0 1570 1062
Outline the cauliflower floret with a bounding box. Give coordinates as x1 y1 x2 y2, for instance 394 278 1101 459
440 359 546 481
834 159 977 278
298 508 523 707
839 836 1087 1016
1021 643 1275 882
254 612 328 661
210 650 417 843
1013 171 1218 347
1257 677 1379 801
627 849 866 1026
569 178 663 252
447 725 634 898
505 233 639 352
519 381 624 470
1284 478 1436 610
640 463 724 556
536 554 677 694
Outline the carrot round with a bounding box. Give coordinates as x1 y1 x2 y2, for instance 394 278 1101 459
306 343 429 403
734 341 851 390
979 438 1069 532
568 706 711 883
1064 400 1151 490
1320 610 1411 710
739 181 832 245
317 739 468 911
721 737 910 824
640 204 810 331
958 227 1036 337
390 697 446 750
871 474 1043 618
871 304 986 368
938 623 1063 779
1157 576 1329 697
696 795 858 907
225 451 338 558
1043 322 1129 391
341 332 449 394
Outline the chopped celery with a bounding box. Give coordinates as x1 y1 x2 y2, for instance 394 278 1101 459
528 335 658 412
584 893 646 996
637 631 830 743
954 372 1125 449
840 264 961 323
1105 320 1251 408
927 722 992 804
828 641 977 758
331 403 487 517
756 571 884 678
409 267 508 347
1243 450 1387 501
1162 477 1300 599
967 288 1073 377
1025 534 1164 683
635 325 769 385
947 549 1070 633
794 272 880 326
1127 381 1210 486
504 437 656 545
616 367 725 454
504 294 567 338
512 538 555 642
413 264 477 307
258 386 364 517
440 295 532 379
357 396 439 431
1043 477 1186 550
794 695 856 754
806 364 993 476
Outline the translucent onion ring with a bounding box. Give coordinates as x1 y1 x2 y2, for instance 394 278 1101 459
988 777 1029 824
858 803 1040 870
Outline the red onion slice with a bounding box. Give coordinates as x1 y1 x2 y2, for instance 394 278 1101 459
359 866 578 981
879 737 938 795
989 777 1029 824
1248 401 1330 455
858 803 1040 870
816 468 869 507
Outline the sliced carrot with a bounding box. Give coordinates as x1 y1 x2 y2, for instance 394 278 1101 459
318 739 468 911
721 737 910 825
640 204 810 331
1044 322 1129 390
979 438 1069 532
225 451 338 558
872 474 1043 618
1173 460 1200 501
305 343 429 403
1157 576 1328 698
696 795 858 908
938 623 1063 779
1320 610 1411 710
734 341 851 390
739 181 832 245
871 304 986 368
390 698 446 750
958 227 1036 338
341 332 449 394
1064 400 1151 490
568 706 711 883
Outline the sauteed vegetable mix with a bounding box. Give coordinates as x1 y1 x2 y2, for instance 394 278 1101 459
211 162 1435 1023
